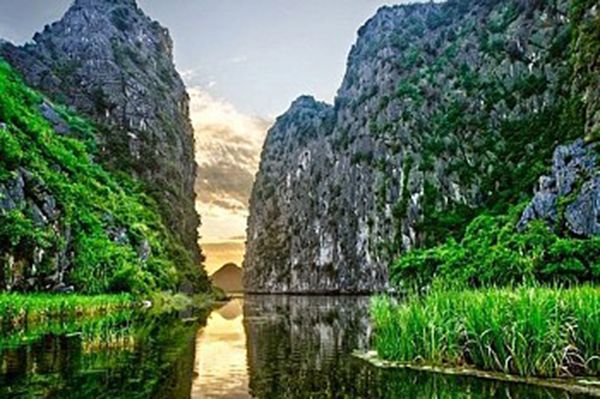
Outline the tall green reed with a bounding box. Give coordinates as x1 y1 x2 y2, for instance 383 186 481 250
371 286 600 377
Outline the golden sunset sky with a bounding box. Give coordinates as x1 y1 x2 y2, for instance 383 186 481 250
190 88 272 274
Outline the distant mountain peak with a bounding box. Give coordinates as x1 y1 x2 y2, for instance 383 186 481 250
73 0 138 8
219 262 241 270
211 263 243 293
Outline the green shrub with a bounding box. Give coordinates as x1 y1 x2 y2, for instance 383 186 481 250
391 205 600 289
0 128 23 169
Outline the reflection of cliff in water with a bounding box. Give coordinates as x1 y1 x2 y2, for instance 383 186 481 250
242 295 593 399
243 295 372 398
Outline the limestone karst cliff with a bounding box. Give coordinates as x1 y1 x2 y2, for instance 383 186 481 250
0 0 209 293
244 0 599 293
0 0 201 266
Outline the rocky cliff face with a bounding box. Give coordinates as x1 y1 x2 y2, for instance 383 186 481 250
518 139 600 236
0 0 201 264
244 0 599 292
0 59 209 293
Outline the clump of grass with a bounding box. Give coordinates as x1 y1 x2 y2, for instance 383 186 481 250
371 286 600 378
148 291 192 313
0 305 136 349
0 291 215 349
0 293 133 327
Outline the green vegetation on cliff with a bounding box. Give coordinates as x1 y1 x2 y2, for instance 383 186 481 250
391 205 600 289
369 0 599 260
386 0 600 291
372 0 600 382
390 0 600 288
0 61 208 294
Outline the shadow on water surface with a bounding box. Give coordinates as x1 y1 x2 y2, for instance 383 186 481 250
0 296 595 398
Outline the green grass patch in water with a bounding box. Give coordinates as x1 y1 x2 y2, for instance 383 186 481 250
371 286 600 378
0 293 134 348
0 291 216 349
0 293 134 322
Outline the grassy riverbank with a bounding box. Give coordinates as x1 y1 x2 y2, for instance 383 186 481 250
0 293 134 322
0 291 216 348
371 286 600 378
0 291 217 321
0 293 133 348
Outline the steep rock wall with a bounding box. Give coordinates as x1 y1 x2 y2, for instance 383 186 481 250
0 0 202 265
245 0 598 292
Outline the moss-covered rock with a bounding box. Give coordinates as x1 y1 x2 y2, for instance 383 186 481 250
0 0 202 267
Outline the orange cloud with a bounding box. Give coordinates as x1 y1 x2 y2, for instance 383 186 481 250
189 87 272 269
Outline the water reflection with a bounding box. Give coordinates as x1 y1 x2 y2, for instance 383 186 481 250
0 296 594 398
0 310 208 398
240 295 593 399
192 299 250 398
243 295 371 398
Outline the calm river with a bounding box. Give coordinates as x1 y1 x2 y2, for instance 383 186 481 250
0 296 594 398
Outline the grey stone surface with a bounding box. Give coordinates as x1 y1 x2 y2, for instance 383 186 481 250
39 102 70 135
0 167 67 291
519 139 600 236
244 0 598 293
138 239 151 262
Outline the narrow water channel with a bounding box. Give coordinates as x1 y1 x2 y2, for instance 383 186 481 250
0 296 595 398
192 296 594 399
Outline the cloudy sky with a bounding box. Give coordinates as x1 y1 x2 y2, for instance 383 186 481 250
1 0 404 273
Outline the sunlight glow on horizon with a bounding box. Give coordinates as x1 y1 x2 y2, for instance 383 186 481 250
190 87 272 273
192 299 249 397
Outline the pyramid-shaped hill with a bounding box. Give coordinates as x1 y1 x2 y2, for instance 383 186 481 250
211 263 243 293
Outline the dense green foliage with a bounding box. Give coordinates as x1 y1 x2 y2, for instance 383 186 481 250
372 286 600 378
391 206 600 289
0 61 208 294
